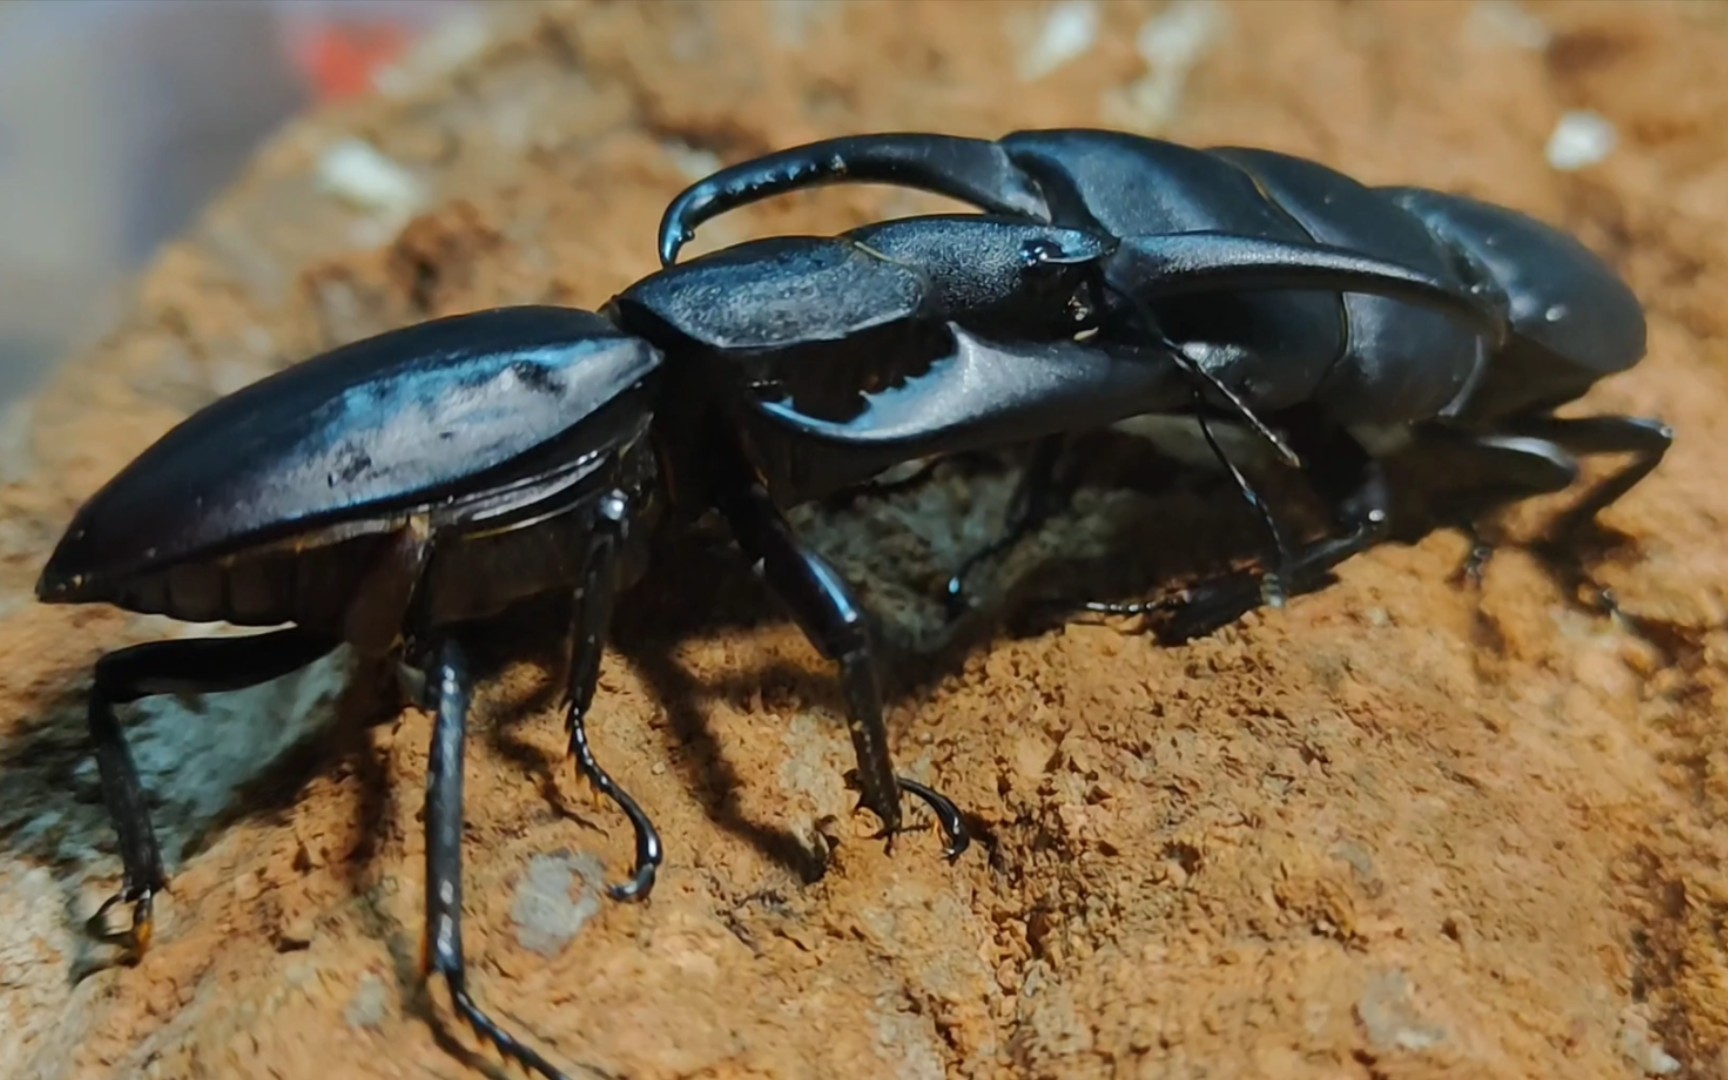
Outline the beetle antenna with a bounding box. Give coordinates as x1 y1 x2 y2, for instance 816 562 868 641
1097 280 1294 603
1099 281 1302 469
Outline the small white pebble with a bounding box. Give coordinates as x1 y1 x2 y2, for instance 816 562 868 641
1019 0 1099 82
1103 0 1225 132
1467 0 1552 51
1546 111 1616 172
663 140 724 184
1139 0 1221 69
316 138 426 216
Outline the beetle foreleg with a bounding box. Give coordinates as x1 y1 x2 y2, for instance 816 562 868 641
712 457 970 860
421 635 598 1080
564 491 663 903
85 628 336 956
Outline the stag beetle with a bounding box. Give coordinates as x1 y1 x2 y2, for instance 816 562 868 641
37 208 1495 1080
658 130 1669 633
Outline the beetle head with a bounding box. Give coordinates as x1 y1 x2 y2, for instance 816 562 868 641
846 214 1115 340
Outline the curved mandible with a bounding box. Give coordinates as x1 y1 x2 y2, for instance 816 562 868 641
746 324 1188 455
1112 232 1510 348
657 133 1052 265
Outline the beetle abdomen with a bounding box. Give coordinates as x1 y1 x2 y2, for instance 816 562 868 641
89 531 389 631
1381 187 1647 419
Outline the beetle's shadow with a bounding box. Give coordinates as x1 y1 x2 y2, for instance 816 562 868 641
0 651 402 981
607 533 841 883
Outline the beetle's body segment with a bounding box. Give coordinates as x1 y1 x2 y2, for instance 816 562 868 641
658 129 1667 626
654 128 1640 424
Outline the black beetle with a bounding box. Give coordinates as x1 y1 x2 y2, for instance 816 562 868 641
42 210 1472 1080
657 130 1670 631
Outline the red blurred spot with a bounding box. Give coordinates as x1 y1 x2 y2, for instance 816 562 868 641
290 22 414 103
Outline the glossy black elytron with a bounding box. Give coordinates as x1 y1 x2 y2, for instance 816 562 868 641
38 130 1664 1080
659 129 1668 628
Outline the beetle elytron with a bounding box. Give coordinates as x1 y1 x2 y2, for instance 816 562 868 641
37 129 1662 1080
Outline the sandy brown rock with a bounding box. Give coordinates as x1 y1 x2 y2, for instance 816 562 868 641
4 2 1728 1078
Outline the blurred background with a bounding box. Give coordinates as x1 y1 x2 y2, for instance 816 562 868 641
0 0 475 406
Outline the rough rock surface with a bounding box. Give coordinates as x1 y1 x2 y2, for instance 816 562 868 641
4 2 1728 1078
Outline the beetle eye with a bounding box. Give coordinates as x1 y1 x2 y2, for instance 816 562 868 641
1067 289 1098 327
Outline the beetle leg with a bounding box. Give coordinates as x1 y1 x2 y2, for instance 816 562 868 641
421 635 600 1080
943 435 1070 617
1500 415 1673 546
1427 416 1670 613
1191 399 1293 610
1352 427 1583 603
1080 429 1393 641
84 629 336 956
825 456 951 507
564 490 663 902
712 454 970 860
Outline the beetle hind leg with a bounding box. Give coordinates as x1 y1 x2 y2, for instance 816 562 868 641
564 491 663 903
1508 415 1673 543
1492 415 1672 613
84 628 336 958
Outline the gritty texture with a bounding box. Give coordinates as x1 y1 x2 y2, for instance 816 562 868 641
2 1 1727 1078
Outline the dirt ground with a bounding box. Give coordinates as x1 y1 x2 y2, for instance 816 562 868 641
4 1 1728 1077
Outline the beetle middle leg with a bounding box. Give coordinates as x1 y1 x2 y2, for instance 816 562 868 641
564 491 663 902
943 434 1070 616
420 634 600 1080
1095 432 1390 643
84 628 337 956
711 450 970 860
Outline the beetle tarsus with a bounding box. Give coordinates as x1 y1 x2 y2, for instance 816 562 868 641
895 776 971 861
91 885 156 958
